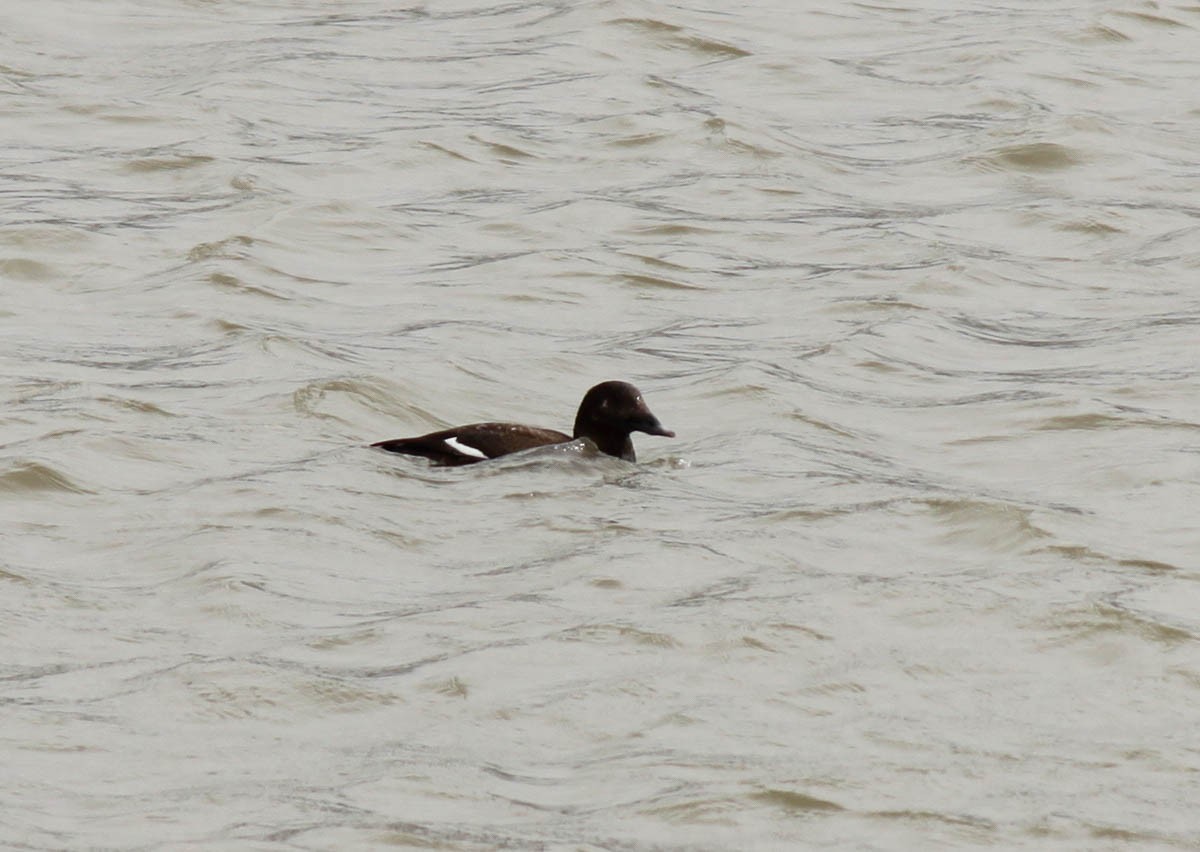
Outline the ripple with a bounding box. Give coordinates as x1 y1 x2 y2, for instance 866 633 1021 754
558 623 678 648
608 18 751 59
750 788 845 813
921 498 1051 553
979 142 1082 172
121 154 215 173
0 257 56 280
0 461 93 495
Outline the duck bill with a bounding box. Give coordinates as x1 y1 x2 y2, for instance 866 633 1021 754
634 415 675 438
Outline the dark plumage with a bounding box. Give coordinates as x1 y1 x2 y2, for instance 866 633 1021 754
371 380 674 466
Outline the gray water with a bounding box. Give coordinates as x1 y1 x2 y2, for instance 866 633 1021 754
3 1 1200 848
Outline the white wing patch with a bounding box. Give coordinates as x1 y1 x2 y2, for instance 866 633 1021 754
444 436 487 459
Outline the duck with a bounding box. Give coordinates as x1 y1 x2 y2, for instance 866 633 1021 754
371 380 673 466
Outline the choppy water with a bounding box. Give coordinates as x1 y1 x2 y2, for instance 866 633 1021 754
4 0 1200 848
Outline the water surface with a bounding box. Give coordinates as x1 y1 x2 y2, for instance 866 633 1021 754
3 0 1200 848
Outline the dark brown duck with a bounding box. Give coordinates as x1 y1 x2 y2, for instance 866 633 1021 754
371 380 674 466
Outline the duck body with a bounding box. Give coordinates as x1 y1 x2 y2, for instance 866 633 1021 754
372 423 572 467
371 381 673 466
